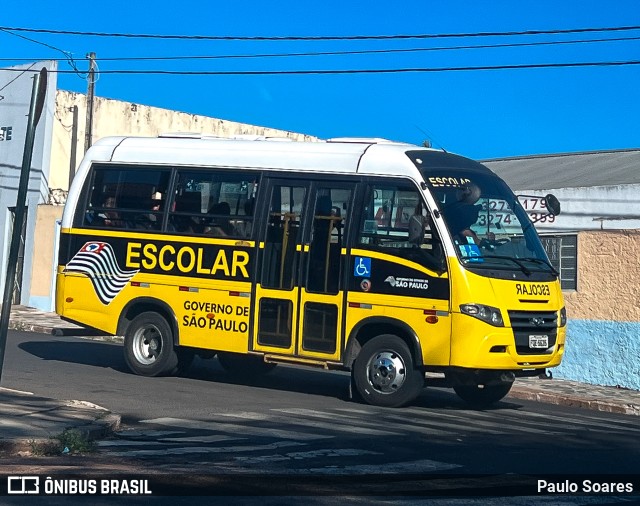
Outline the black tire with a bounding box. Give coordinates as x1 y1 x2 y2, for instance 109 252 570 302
453 382 513 407
217 352 277 377
175 347 196 375
124 312 178 377
352 334 425 408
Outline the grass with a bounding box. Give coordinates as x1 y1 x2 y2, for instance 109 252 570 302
28 429 95 456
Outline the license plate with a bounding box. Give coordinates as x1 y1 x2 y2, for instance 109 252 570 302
529 335 549 349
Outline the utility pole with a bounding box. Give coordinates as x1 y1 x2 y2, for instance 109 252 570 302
0 68 48 383
84 52 96 153
69 105 79 188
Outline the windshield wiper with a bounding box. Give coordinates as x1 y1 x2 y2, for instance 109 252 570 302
461 255 532 275
461 254 560 277
481 255 533 275
461 255 533 275
519 257 559 276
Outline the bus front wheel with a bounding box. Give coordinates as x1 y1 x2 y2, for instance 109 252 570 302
453 382 513 407
124 312 179 377
352 335 424 408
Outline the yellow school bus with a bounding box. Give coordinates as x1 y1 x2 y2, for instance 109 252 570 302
56 135 566 408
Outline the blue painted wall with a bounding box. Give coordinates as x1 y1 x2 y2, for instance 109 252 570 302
554 319 640 391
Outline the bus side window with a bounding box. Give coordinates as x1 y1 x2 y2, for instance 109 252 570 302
170 190 203 233
80 165 171 231
203 201 233 236
357 183 444 270
168 170 259 237
233 198 255 238
307 192 350 294
261 184 306 290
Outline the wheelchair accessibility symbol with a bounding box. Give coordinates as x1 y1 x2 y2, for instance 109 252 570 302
354 257 371 277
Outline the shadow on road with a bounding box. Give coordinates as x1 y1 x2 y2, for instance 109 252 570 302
19 339 128 371
18 339 520 412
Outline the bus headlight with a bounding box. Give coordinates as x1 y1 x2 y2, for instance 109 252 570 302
559 307 567 327
460 303 504 327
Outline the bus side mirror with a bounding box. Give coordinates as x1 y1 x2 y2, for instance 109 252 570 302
545 194 561 216
517 193 561 223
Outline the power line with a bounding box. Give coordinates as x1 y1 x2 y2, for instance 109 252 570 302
2 60 639 74
2 34 640 63
0 27 86 77
2 25 640 41
0 27 70 57
0 62 37 99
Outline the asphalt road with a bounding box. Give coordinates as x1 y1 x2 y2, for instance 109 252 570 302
3 330 640 503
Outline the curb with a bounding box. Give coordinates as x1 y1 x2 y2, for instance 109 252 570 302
8 320 116 339
508 387 640 416
7 321 57 334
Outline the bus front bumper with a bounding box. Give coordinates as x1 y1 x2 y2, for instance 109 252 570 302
449 313 567 371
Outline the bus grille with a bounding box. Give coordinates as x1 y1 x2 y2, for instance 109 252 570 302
507 310 558 355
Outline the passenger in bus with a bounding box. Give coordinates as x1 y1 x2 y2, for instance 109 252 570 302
149 192 162 220
408 202 429 245
204 202 234 236
181 216 203 234
375 202 391 227
445 203 504 252
99 196 122 227
234 198 255 238
135 191 163 230
407 203 445 271
445 203 481 245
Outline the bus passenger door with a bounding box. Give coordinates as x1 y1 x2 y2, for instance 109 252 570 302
252 180 309 356
297 183 355 361
251 179 354 363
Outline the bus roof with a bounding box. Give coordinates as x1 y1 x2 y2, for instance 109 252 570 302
80 136 436 178
72 136 496 196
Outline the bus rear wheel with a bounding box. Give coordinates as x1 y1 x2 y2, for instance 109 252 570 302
352 335 424 408
124 312 178 377
453 382 513 407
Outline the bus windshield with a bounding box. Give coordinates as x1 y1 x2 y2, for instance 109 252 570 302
420 168 553 274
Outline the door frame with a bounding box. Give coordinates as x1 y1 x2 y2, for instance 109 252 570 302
250 176 356 362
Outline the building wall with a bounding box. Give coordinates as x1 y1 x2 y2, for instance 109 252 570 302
555 230 640 390
30 204 63 311
523 184 640 233
50 90 318 191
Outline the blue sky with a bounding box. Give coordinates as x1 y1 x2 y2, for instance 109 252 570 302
1 0 639 160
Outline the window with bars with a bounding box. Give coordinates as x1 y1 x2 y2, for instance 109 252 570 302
540 235 577 290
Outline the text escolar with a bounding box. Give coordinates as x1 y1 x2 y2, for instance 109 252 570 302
125 242 249 278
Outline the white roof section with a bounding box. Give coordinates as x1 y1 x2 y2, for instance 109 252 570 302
81 135 430 178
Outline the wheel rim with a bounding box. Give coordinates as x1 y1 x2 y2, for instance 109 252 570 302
366 350 407 394
132 324 163 365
